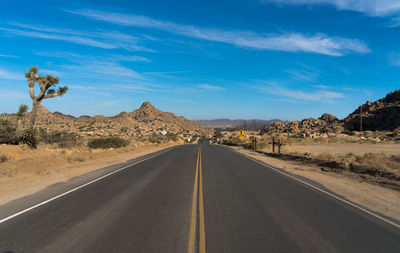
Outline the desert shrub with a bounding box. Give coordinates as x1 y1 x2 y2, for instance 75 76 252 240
258 142 268 149
0 115 18 144
148 134 166 144
88 137 130 149
166 132 178 141
0 154 9 163
315 152 336 161
17 125 38 148
342 129 355 136
0 114 39 148
391 154 400 163
40 129 80 148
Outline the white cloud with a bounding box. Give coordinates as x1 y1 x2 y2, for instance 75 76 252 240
70 83 155 93
0 27 117 49
0 68 24 80
261 0 400 17
255 81 344 102
62 60 143 79
107 54 151 62
67 8 370 56
0 90 27 99
35 50 146 80
285 69 320 82
0 23 153 51
112 84 155 92
0 53 19 58
39 69 64 77
35 50 150 63
197 84 226 90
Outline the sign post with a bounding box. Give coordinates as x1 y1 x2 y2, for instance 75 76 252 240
238 130 245 140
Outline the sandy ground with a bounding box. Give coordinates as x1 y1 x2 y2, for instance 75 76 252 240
230 146 400 224
0 142 179 206
281 143 400 156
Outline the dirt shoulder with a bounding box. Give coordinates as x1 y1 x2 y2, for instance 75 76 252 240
0 142 179 206
228 145 400 224
284 143 400 156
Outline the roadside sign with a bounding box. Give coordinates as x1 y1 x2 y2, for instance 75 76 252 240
239 136 244 140
238 130 244 136
161 130 167 135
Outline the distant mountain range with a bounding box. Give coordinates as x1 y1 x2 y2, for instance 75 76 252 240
194 119 283 130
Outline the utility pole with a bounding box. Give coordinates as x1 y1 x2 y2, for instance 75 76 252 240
360 105 363 136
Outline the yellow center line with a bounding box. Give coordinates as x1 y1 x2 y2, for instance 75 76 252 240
187 146 206 253
188 148 200 253
199 148 206 253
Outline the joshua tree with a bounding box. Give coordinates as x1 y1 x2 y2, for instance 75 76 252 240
25 66 68 125
16 104 28 130
16 104 28 122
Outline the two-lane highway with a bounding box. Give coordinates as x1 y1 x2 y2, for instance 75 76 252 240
1 143 399 252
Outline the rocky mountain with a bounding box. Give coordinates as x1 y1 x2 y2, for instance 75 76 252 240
344 89 400 131
25 102 212 138
195 119 281 129
264 113 344 137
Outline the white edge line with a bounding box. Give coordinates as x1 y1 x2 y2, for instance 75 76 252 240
227 147 400 230
0 147 175 224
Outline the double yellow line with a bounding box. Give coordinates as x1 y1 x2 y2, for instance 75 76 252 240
188 146 206 253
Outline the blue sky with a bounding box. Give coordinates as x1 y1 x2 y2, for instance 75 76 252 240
0 0 399 120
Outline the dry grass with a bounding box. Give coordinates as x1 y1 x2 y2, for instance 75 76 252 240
249 140 400 183
282 151 400 183
283 143 400 156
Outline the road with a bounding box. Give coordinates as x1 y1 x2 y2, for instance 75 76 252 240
1 143 400 252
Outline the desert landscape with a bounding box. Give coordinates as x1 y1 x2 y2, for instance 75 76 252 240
2 2 400 251
2 88 400 224
0 89 213 205
214 90 400 185
205 90 400 223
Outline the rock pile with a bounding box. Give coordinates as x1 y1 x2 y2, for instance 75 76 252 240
344 89 400 131
264 113 344 137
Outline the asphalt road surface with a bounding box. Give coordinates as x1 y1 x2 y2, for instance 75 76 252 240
1 143 400 252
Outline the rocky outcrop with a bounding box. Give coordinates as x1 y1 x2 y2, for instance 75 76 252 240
129 101 204 132
344 89 400 131
194 119 281 129
22 102 212 138
319 113 339 122
264 114 344 137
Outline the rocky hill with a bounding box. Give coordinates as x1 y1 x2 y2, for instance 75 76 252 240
195 119 281 129
264 89 400 137
264 113 344 138
25 102 212 138
344 89 400 131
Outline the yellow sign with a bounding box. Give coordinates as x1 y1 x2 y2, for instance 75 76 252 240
238 130 244 136
239 136 244 140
